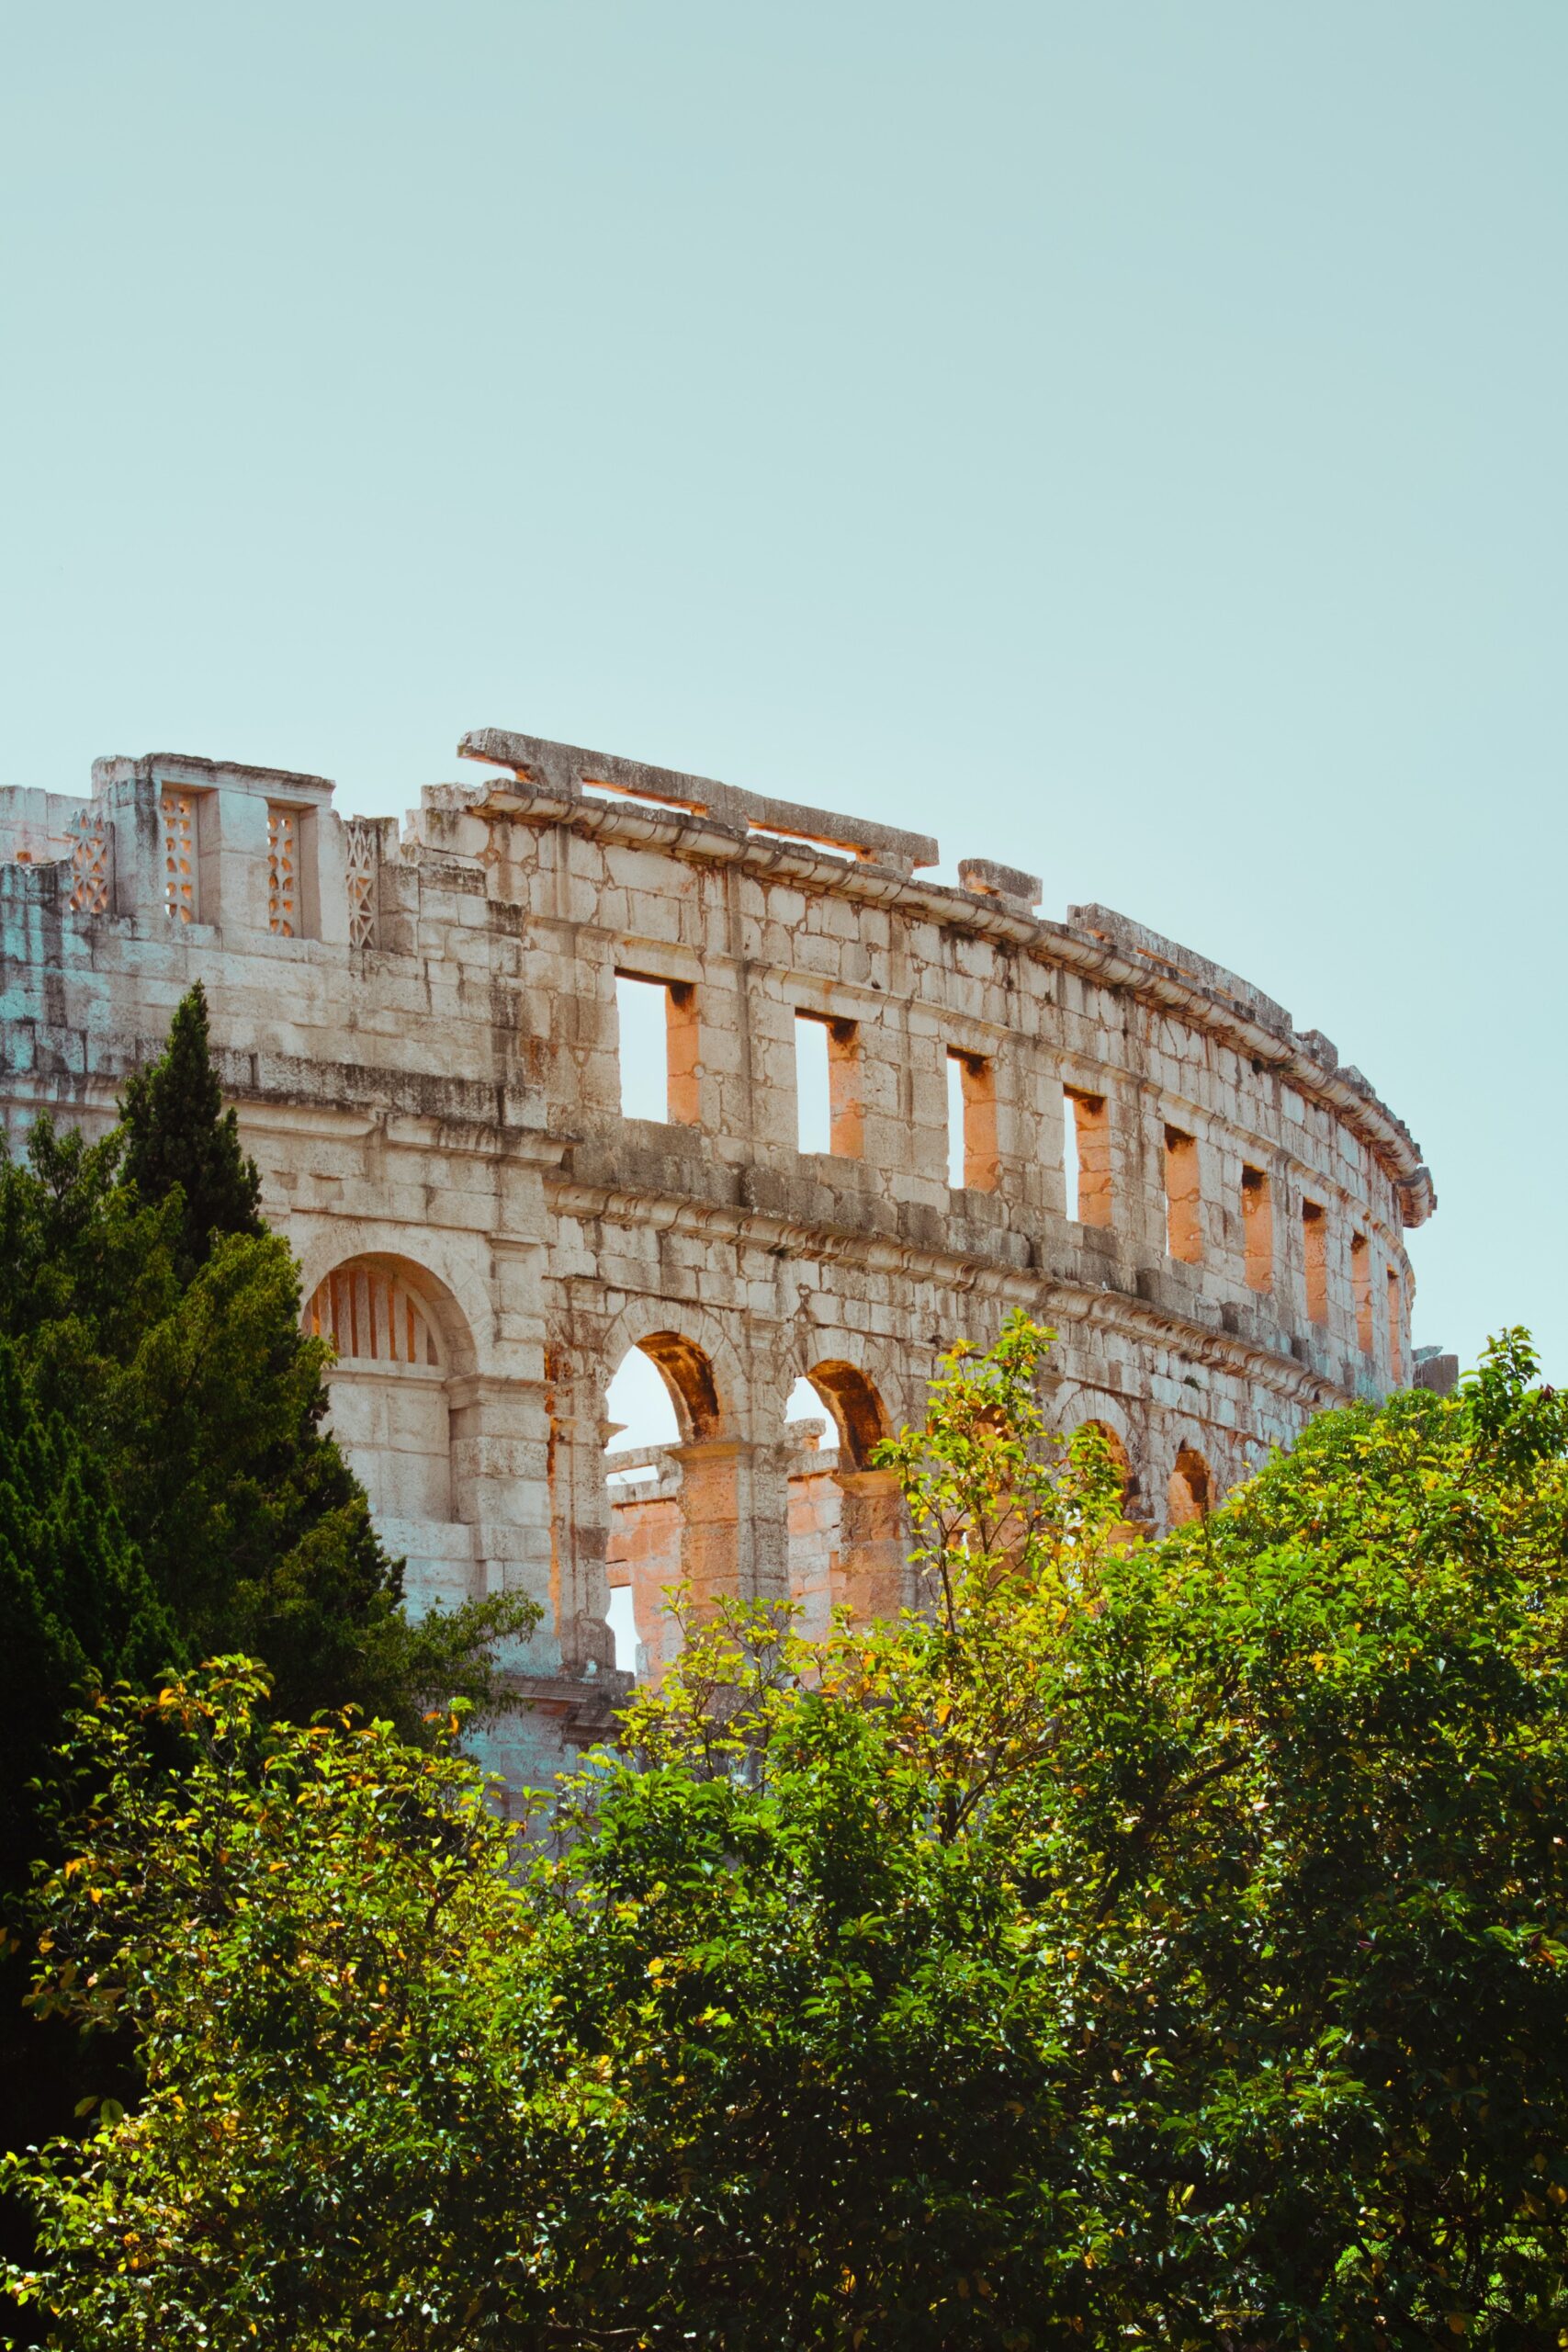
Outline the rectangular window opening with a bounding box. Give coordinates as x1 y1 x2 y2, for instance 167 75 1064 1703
615 972 700 1126
947 1050 998 1192
795 1012 861 1157
1062 1088 1080 1218
1302 1200 1328 1326
1241 1164 1273 1292
1351 1232 1372 1353
1065 1088 1111 1227
1164 1125 1201 1263
615 973 673 1124
945 1054 966 1190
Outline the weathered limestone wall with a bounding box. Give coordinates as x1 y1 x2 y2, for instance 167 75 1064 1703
0 729 1435 1784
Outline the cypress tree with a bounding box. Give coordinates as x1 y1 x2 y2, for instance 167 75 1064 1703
0 1340 177 1899
118 982 263 1278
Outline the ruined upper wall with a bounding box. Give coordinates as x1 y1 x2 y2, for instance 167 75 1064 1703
0 726 1432 1439
0 730 1433 1212
434 727 1434 1231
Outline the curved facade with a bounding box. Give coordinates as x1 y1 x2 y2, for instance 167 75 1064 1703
0 729 1435 1785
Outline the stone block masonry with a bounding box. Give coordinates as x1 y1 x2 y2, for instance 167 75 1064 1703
0 730 1436 1791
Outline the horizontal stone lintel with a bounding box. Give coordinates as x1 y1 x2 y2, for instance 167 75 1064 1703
960 855 1043 908
92 751 337 804
457 726 939 874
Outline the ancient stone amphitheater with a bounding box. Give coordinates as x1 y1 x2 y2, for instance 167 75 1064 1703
0 728 1435 1785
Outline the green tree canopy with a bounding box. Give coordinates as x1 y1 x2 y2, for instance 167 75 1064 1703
0 992 537 2311
7 1321 1568 2347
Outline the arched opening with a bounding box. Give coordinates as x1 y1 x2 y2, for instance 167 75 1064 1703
605 1344 682 1474
633 1330 722 1440
784 1374 840 1640
602 1332 723 1678
1076 1419 1142 1547
1168 1443 1213 1527
305 1260 444 1367
785 1374 837 1457
603 1345 680 1674
304 1255 472 1614
1077 1418 1131 1495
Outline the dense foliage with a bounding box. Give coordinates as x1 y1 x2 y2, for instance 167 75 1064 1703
6 1318 1568 2347
0 1350 175 1901
0 989 536 2307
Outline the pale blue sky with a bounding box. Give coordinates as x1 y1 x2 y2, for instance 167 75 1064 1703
4 3 1563 1374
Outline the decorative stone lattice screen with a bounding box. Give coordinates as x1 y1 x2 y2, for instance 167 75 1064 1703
160 788 197 922
66 807 111 916
266 803 299 936
344 820 378 949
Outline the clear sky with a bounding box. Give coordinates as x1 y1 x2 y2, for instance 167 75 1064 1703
4 2 1563 1375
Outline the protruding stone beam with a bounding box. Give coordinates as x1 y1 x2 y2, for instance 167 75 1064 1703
959 856 1043 911
457 727 939 878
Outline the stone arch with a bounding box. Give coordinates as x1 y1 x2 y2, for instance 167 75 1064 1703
305 1259 445 1369
295 1228 483 1380
1073 1418 1145 1548
803 1358 887 1471
596 1328 727 1679
1053 1385 1145 1512
301 1250 481 1613
780 1353 906 1632
583 1306 751 1681
591 1300 746 1442
1168 1442 1213 1527
637 1329 722 1442
1050 1381 1131 1442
